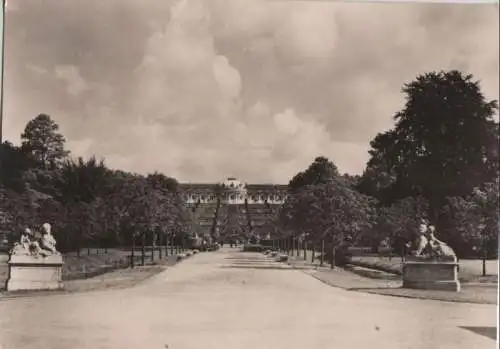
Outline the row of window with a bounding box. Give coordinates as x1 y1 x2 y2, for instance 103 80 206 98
186 194 286 201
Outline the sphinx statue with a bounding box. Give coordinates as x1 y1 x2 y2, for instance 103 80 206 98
413 223 429 256
425 225 457 262
6 223 64 292
39 223 60 256
9 223 60 257
9 228 34 256
409 221 457 262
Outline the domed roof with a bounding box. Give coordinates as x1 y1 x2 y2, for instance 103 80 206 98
221 177 246 190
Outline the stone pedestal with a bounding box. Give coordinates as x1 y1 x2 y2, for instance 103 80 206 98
5 254 64 292
403 259 460 292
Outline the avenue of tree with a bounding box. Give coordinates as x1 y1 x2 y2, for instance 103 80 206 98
1 114 195 253
1 70 498 261
277 70 498 262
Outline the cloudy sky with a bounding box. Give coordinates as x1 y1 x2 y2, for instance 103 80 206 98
3 0 499 183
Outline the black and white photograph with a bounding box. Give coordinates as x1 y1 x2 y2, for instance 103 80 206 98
0 0 498 348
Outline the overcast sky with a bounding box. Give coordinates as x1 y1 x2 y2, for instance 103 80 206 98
3 0 499 183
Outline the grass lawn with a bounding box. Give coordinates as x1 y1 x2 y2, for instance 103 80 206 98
351 256 498 282
285 249 498 283
0 246 179 289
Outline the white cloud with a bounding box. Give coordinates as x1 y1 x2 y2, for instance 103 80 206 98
26 64 48 75
55 65 88 96
274 3 338 62
4 0 499 183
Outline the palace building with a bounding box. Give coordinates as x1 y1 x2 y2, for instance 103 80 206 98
180 177 288 241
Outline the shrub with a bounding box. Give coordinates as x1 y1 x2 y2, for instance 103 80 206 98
242 244 264 252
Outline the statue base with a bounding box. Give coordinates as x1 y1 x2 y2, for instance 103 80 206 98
403 259 460 292
5 254 64 292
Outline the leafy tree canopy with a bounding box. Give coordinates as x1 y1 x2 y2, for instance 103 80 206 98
288 156 340 191
363 70 498 216
21 114 70 170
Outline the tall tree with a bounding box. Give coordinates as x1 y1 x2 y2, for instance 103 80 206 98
58 156 109 204
280 179 376 251
440 182 499 258
365 70 499 219
357 131 399 204
146 172 179 193
375 196 429 254
288 156 340 191
21 114 70 170
0 141 33 191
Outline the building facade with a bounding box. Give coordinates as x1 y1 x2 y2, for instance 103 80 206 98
180 177 288 205
179 177 288 241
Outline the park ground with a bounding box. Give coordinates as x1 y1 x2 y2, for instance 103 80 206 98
0 246 187 292
282 250 498 304
1 248 497 302
0 248 497 349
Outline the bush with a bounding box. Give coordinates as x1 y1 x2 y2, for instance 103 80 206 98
349 259 401 275
316 247 353 266
259 239 274 248
242 244 264 252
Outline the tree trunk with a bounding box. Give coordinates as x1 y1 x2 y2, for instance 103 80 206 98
164 234 168 256
131 234 136 268
141 234 146 266
330 236 336 269
104 217 108 254
303 238 307 260
159 235 163 259
320 239 325 266
388 235 392 261
151 233 155 263
482 256 486 276
482 227 487 276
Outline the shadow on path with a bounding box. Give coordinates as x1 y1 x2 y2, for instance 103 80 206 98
225 258 276 262
460 326 497 340
220 265 291 270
